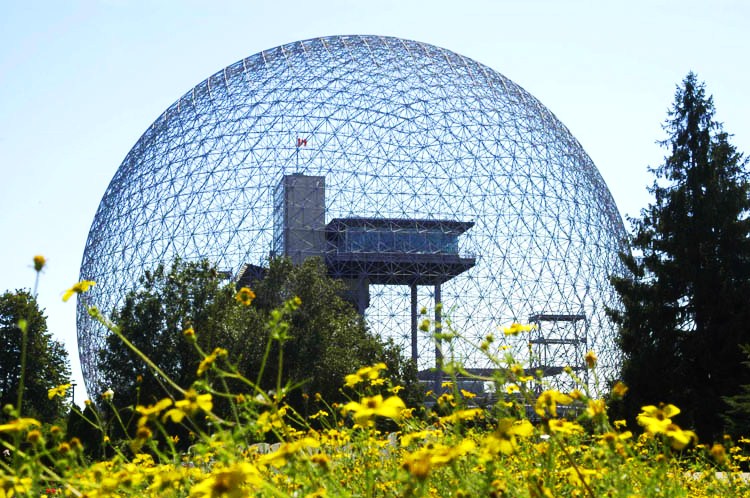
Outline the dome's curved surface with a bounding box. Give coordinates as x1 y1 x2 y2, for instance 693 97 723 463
79 35 626 395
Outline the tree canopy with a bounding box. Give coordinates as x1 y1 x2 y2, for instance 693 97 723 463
0 289 71 422
97 257 420 430
609 72 750 439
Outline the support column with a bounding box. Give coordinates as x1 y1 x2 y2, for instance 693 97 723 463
410 283 418 363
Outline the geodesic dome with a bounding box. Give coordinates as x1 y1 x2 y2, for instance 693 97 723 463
79 34 627 396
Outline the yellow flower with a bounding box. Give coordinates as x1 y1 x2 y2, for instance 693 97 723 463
564 465 599 487
0 476 32 496
235 287 256 306
258 437 320 467
26 429 43 444
136 398 173 427
344 373 362 388
0 418 41 433
598 430 632 447
344 363 387 388
484 418 534 455
135 426 152 440
402 440 475 479
440 408 483 424
534 390 573 418
664 423 697 450
710 443 727 464
309 409 329 420
33 255 46 272
401 429 442 447
62 280 96 302
585 399 607 418
341 394 405 425
548 419 584 435
256 406 288 433
612 381 628 398
197 348 228 376
164 389 213 423
102 388 114 401
177 389 213 414
183 327 196 340
636 404 680 434
585 350 597 368
47 383 72 400
502 322 535 336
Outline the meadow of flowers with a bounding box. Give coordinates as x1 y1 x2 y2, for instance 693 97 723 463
2 259 750 497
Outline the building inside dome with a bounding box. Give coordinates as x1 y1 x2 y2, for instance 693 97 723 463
78 35 627 396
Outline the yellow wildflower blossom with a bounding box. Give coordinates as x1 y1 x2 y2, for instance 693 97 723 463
0 418 40 433
258 437 320 467
483 418 534 455
47 383 71 400
585 350 597 368
235 287 256 306
62 280 96 302
710 443 727 464
341 394 405 426
189 461 262 497
586 399 607 418
136 398 173 427
401 429 442 447
636 404 680 434
344 363 387 388
440 408 483 424
33 255 46 272
257 406 288 433
164 389 213 423
612 381 628 398
502 322 535 336
664 423 697 450
548 419 584 435
402 440 475 479
197 347 228 376
535 390 573 418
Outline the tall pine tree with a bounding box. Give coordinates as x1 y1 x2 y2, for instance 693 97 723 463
610 73 750 440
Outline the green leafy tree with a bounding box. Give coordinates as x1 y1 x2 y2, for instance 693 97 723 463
98 259 236 407
98 257 420 428
0 289 71 422
248 257 422 414
609 73 750 439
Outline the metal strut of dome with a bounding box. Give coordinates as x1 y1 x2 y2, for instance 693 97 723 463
78 35 628 398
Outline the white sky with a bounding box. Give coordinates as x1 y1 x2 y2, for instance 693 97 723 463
1 0 748 404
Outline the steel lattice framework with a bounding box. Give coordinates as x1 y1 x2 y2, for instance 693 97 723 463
78 35 627 396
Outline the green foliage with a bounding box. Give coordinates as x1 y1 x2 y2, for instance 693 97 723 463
0 289 71 422
247 257 422 413
98 259 234 407
609 72 750 439
97 257 420 438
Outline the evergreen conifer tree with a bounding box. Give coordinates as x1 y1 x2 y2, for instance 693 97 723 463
610 73 750 439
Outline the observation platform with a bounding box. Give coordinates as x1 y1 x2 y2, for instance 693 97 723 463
325 217 475 285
